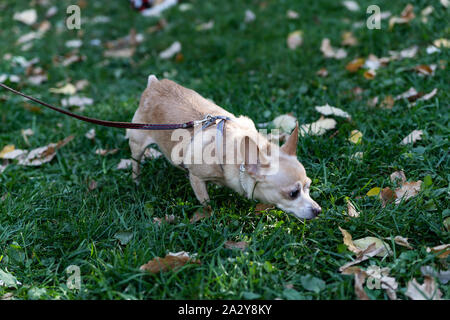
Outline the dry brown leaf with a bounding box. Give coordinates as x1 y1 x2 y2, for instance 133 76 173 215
363 69 376 79
320 38 347 59
389 4 415 29
140 251 201 273
346 199 360 218
300 117 336 136
315 104 351 119
394 180 422 204
88 179 98 191
117 159 132 170
390 170 407 184
341 31 358 46
348 130 363 144
427 244 450 259
400 130 423 145
405 276 442 300
190 206 212 223
49 83 77 95
380 95 394 109
380 187 396 207
316 68 328 77
346 58 365 73
286 10 299 19
153 214 176 225
339 227 361 254
85 129 96 140
95 148 119 156
224 241 249 251
366 266 398 300
14 9 37 25
255 203 275 214
389 236 413 250
341 266 369 300
287 30 303 50
159 41 181 60
339 243 385 271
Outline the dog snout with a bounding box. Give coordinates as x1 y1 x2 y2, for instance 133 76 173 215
312 206 321 217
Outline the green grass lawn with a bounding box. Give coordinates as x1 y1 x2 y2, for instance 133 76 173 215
0 0 449 300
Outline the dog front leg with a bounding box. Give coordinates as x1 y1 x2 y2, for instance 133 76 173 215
189 173 210 205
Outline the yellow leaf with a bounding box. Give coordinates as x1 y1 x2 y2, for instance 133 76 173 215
0 145 15 158
349 129 363 144
366 187 381 196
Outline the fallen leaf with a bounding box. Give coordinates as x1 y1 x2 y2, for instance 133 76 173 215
433 38 450 48
421 266 450 284
348 130 362 144
114 231 133 245
49 83 77 95
272 114 297 133
0 145 16 158
388 236 413 249
367 187 381 197
380 187 396 207
88 179 97 191
13 9 37 25
341 266 369 300
346 198 360 218
405 276 442 300
389 4 415 29
286 10 299 19
394 180 422 204
140 251 200 273
353 237 392 257
346 58 365 72
61 96 93 110
315 104 351 119
316 68 328 77
244 10 256 23
414 64 436 76
339 227 361 254
380 95 394 109
427 244 450 259
342 1 360 11
96 148 119 156
389 46 419 60
300 117 336 136
255 203 275 214
85 129 96 140
0 269 21 289
363 69 376 79
287 30 303 50
153 214 176 225
104 47 135 58
159 41 181 60
224 241 249 251
366 266 398 300
418 88 438 101
339 243 385 271
117 159 132 169
341 31 358 46
320 38 347 59
143 147 162 160
190 206 212 223
400 130 423 145
65 39 83 49
390 170 407 184
196 20 214 31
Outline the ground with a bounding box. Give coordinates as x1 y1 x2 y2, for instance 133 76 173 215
0 0 449 300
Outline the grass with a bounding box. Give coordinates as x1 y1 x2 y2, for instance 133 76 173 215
0 0 449 300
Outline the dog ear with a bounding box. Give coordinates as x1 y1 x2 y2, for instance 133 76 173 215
280 122 298 156
239 135 269 178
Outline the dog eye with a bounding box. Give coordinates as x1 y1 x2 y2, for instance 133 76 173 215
289 189 300 199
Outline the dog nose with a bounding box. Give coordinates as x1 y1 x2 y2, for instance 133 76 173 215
312 207 322 216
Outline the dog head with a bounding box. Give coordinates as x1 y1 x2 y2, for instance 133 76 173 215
240 123 321 220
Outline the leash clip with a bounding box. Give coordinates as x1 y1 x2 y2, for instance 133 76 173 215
194 114 215 127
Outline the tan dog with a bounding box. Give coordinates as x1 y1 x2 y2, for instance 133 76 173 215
127 75 321 219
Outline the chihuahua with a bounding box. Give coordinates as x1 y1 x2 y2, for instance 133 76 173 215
127 75 321 219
